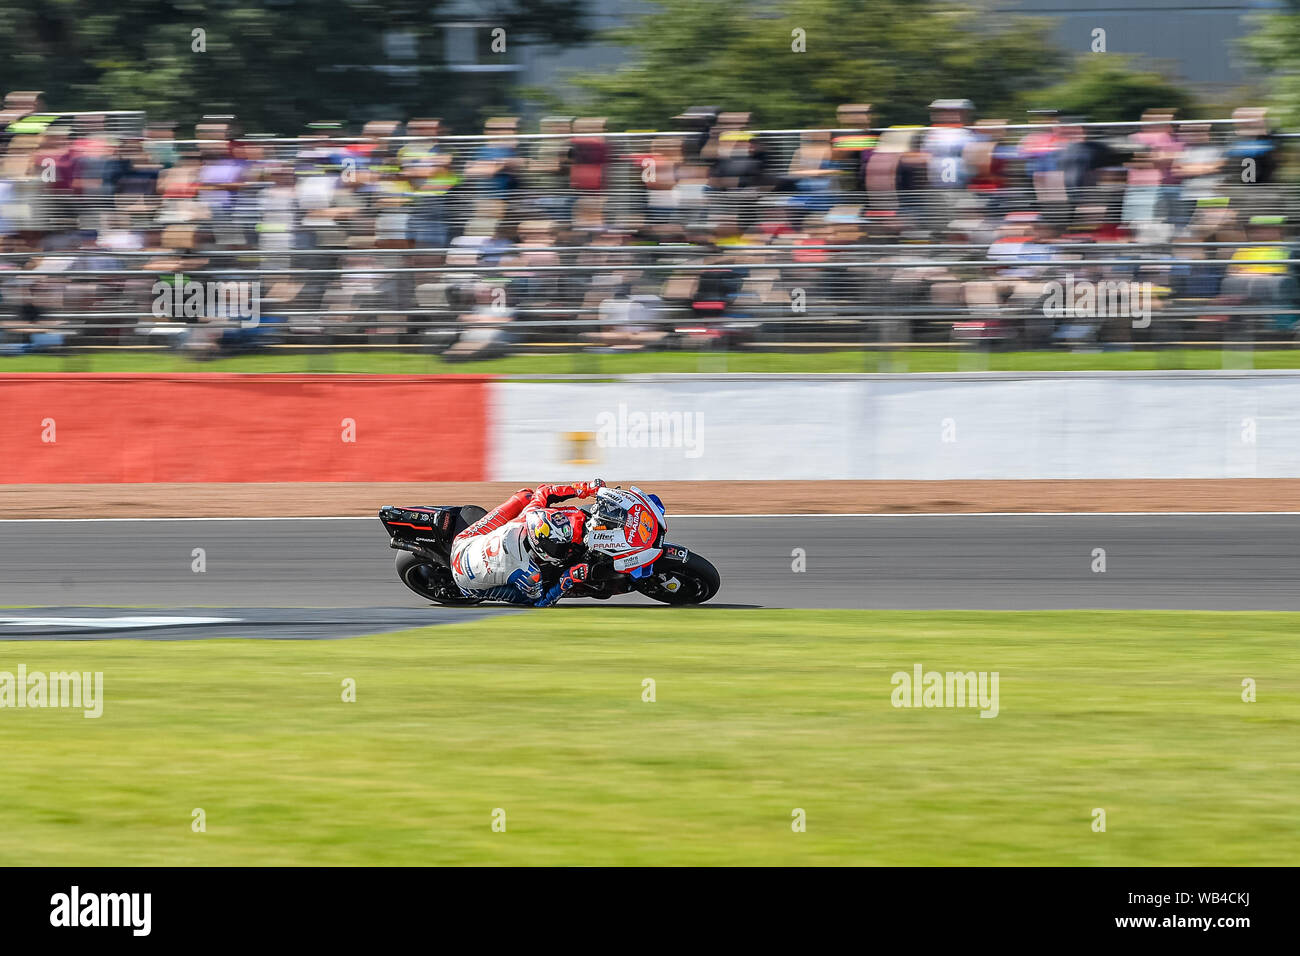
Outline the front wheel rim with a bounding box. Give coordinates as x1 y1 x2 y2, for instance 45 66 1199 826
641 569 710 602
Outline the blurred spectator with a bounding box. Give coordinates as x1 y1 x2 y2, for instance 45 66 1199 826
786 129 837 212
407 154 460 249
1129 111 1183 241
1229 215 1289 275
672 105 720 164
1058 121 1129 204
1226 107 1279 186
865 126 927 208
1018 109 1064 179
33 125 75 191
965 119 1012 202
923 99 976 189
0 94 1298 357
711 129 766 228
1169 235 1224 301
444 281 516 360
634 135 683 223
1130 110 1182 185
70 113 115 196
585 288 667 350
832 103 875 193
466 117 523 197
143 123 179 171
525 116 574 221
1224 215 1296 334
1174 122 1224 224
397 118 446 165
0 91 47 133
570 117 610 191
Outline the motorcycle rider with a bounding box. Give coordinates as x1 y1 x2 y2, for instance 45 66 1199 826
449 479 605 606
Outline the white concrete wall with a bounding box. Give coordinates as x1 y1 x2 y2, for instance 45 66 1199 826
488 373 1300 480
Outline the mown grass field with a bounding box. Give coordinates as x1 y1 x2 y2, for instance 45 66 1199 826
4 347 1300 376
1 609 1296 865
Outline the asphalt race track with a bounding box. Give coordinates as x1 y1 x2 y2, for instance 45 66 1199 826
3 515 1300 633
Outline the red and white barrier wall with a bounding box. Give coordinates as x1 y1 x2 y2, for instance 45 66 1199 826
492 373 1300 480
4 371 1300 484
0 374 490 483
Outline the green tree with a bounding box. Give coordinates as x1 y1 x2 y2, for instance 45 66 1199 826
0 0 590 135
1020 54 1198 122
566 0 1207 129
567 0 1064 128
1243 9 1300 126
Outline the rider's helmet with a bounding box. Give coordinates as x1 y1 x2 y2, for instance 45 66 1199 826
524 509 575 565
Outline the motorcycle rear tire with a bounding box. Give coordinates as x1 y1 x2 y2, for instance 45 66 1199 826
395 551 483 606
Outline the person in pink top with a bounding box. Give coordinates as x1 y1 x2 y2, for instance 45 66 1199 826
1128 110 1182 186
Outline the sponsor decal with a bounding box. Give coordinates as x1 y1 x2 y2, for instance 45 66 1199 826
637 509 656 546
624 503 657 547
585 528 626 550
613 548 662 572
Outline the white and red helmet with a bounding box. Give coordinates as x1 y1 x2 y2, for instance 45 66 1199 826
524 509 577 564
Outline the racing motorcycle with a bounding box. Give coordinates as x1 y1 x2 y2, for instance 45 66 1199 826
378 485 721 606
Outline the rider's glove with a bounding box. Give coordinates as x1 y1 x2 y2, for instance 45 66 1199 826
562 563 590 589
534 583 565 607
534 562 590 607
575 479 605 498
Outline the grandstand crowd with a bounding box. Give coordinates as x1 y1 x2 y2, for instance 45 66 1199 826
0 90 1296 357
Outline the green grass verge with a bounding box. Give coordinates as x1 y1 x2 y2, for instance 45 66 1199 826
2 608 1296 865
4 347 1300 375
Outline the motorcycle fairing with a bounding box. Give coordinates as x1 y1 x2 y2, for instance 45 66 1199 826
613 547 663 572
585 486 666 572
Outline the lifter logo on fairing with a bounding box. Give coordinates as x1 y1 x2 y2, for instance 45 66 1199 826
585 528 625 549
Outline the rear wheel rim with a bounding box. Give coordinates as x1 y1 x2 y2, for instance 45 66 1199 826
404 562 477 604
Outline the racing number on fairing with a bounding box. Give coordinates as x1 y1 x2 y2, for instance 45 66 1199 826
637 509 656 545
625 503 657 547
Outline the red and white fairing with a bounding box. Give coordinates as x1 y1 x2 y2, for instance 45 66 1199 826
583 486 664 573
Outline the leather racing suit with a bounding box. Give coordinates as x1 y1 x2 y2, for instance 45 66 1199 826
449 481 602 607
